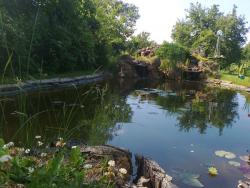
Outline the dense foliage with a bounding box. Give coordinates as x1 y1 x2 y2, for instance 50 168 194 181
0 138 117 187
156 42 189 70
0 0 139 76
127 32 157 54
172 3 248 67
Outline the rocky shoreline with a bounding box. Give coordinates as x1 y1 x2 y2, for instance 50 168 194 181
205 79 250 93
0 73 110 96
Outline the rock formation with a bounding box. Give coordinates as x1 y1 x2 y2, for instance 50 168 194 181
118 55 164 80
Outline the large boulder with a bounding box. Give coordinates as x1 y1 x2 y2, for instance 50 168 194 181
118 55 164 80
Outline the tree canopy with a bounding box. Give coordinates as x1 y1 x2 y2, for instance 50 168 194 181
126 32 157 54
172 3 248 67
0 0 139 76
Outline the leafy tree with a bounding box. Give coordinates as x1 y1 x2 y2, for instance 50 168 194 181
127 32 157 54
172 3 248 67
242 43 250 61
156 42 189 69
93 0 139 56
0 0 140 76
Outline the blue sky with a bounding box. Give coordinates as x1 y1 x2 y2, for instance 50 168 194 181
123 0 250 44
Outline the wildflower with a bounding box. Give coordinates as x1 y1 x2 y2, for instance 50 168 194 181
25 149 30 154
55 140 66 148
37 141 43 146
35 135 41 139
108 160 115 167
71 146 77 149
119 168 127 175
3 142 14 149
40 153 47 157
83 164 93 169
28 167 34 174
58 137 63 141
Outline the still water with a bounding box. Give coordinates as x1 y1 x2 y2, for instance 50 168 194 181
0 79 250 187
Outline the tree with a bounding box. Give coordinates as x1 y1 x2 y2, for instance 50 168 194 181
127 32 157 54
172 3 248 67
156 42 189 69
0 0 140 76
93 0 139 56
242 43 250 61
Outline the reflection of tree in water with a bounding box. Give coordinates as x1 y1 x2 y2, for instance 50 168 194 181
243 94 250 116
133 82 239 135
166 89 238 135
78 86 132 145
177 89 238 135
0 83 132 145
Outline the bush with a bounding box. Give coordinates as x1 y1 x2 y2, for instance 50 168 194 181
156 42 189 70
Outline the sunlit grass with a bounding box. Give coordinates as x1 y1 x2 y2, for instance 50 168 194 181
220 73 250 87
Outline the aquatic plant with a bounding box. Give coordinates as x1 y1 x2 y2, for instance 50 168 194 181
208 167 218 176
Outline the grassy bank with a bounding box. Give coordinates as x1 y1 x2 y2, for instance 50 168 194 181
220 73 250 87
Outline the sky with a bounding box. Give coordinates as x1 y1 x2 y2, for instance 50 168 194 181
122 0 250 44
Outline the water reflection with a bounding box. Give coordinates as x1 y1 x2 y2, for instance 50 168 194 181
0 79 247 145
0 83 132 146
131 82 239 135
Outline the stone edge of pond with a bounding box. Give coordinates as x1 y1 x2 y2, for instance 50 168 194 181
0 73 111 96
79 145 178 188
205 79 250 93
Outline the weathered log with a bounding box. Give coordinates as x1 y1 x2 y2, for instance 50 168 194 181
135 155 178 188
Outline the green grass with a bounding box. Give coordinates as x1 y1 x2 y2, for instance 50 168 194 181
134 55 158 64
220 73 250 87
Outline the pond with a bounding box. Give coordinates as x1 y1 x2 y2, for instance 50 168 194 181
0 79 250 187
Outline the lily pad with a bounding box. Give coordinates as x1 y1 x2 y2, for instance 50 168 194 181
215 150 236 159
228 161 241 167
240 155 250 163
178 172 204 187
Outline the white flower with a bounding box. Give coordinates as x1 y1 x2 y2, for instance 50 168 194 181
25 149 30 154
28 167 34 174
0 155 12 163
71 146 77 149
108 160 115 167
40 153 47 157
58 137 63 141
35 136 41 139
3 142 14 149
37 141 43 146
83 164 93 169
119 168 127 175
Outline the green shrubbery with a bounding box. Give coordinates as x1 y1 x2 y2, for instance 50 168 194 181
156 42 189 71
0 138 114 187
172 3 248 68
0 0 139 78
